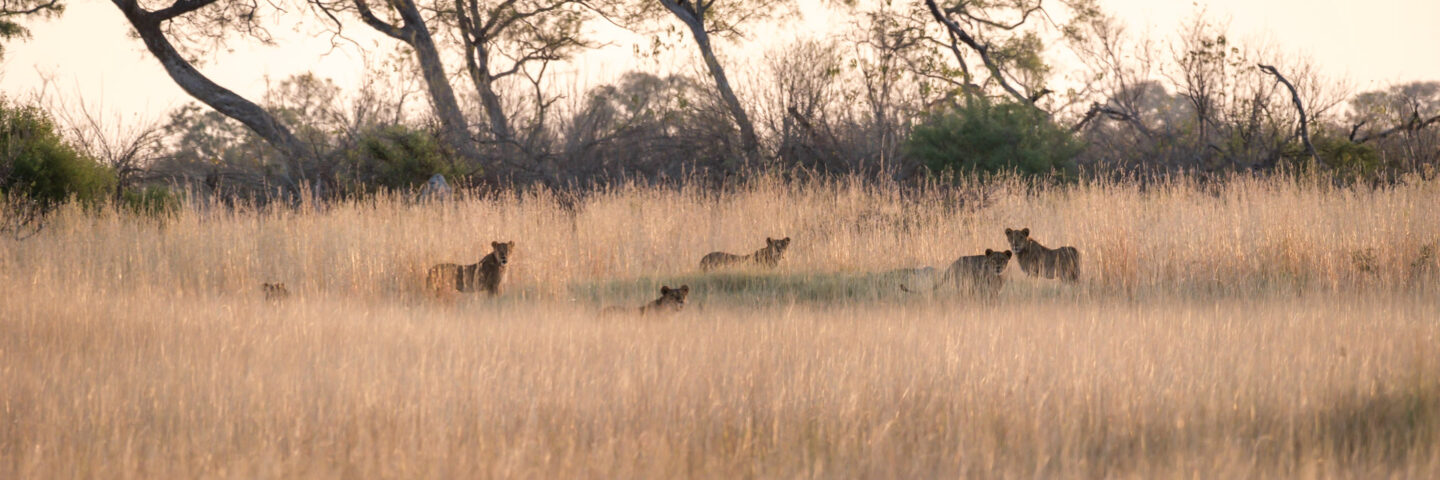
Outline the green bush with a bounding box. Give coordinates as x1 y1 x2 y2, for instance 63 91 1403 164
905 100 1082 179
0 98 114 206
121 185 181 218
339 125 465 194
1304 136 1382 180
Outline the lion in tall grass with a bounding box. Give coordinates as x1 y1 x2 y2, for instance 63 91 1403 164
700 237 791 272
603 285 691 316
905 249 1012 295
262 282 290 302
1004 227 1080 282
427 241 514 295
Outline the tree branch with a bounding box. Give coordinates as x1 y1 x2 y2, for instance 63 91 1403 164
1257 63 1317 163
1071 102 1152 135
923 0 1038 110
944 2 1043 31
1354 111 1440 144
1348 120 1365 143
350 0 407 40
0 0 62 16
148 0 213 21
478 0 522 36
110 0 308 162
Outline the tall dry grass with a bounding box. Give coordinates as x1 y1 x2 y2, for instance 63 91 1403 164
2 175 1438 478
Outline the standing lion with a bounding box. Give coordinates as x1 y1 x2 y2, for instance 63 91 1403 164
1004 227 1079 282
699 237 791 272
427 241 514 295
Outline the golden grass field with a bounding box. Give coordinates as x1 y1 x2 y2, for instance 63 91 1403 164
2 175 1438 478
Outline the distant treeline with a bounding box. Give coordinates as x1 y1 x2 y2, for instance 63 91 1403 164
1 1 1438 210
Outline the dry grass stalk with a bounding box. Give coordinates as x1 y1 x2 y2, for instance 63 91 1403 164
2 175 1437 478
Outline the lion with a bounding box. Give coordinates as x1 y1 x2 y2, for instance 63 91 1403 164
262 282 290 302
700 237 791 272
1004 227 1080 282
427 240 514 295
604 285 691 316
905 249 1012 295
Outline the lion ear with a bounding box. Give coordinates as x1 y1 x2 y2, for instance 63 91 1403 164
783 237 790 242
1021 228 1029 236
1004 250 1013 258
678 285 690 294
491 241 501 249
1005 228 1013 234
986 249 994 255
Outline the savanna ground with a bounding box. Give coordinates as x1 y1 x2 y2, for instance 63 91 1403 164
2 175 1438 478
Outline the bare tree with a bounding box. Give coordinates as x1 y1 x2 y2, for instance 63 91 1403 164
1167 14 1233 160
1258 63 1317 163
762 39 849 172
557 71 735 180
1068 11 1161 136
849 4 929 169
618 0 791 169
1348 81 1440 172
1161 13 1348 172
450 0 589 150
49 95 167 203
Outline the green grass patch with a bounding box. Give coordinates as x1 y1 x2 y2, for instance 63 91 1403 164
571 269 942 307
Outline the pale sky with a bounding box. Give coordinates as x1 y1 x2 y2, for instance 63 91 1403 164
1 1 1436 122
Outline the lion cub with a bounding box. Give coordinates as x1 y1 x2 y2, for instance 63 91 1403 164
427 241 514 295
1004 228 1079 282
935 249 1013 295
603 285 691 316
262 282 290 302
700 237 791 272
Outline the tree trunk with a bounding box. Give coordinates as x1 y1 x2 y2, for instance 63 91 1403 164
476 79 514 145
113 1 308 162
1258 64 1318 164
400 10 481 166
662 2 760 169
350 0 482 168
463 47 515 145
